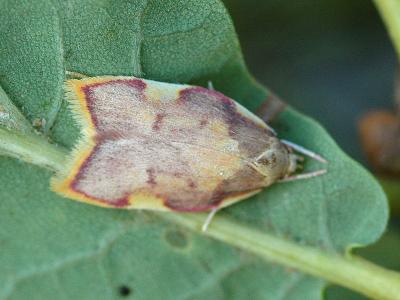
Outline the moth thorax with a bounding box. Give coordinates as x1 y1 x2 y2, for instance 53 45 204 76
252 140 291 183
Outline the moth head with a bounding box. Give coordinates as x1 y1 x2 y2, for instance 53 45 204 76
251 138 327 184
251 138 296 183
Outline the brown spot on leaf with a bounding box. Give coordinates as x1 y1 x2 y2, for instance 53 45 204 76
32 118 46 129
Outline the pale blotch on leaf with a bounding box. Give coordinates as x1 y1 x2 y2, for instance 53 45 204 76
0 105 11 125
164 228 190 250
32 118 46 130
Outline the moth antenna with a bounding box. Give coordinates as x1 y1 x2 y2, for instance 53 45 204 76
207 80 214 90
278 169 327 182
280 139 328 163
66 70 88 79
202 207 219 232
266 124 277 136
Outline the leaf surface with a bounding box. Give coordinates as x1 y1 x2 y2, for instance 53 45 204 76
0 0 388 299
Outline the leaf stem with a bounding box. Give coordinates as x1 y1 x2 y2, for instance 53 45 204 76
374 0 400 60
2 128 400 299
158 213 400 300
0 127 67 172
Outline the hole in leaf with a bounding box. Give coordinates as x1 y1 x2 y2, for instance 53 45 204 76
118 285 131 297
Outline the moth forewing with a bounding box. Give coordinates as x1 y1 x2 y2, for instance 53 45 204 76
51 75 326 215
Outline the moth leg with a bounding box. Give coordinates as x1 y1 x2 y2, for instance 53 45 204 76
202 207 219 232
278 169 327 182
280 139 328 163
66 70 89 79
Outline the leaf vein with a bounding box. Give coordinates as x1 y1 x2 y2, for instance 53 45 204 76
145 10 213 40
44 1 66 134
2 225 129 299
132 0 149 77
319 178 335 250
275 273 303 300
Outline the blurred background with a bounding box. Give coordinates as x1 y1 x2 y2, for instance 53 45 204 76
223 0 399 299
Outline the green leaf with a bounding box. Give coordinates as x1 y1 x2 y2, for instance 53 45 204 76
0 0 390 299
0 85 32 134
326 226 400 300
0 0 64 133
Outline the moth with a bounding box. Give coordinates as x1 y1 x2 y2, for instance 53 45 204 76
52 75 326 230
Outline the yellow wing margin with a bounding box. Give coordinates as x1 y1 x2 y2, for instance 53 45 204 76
50 76 171 210
51 77 114 207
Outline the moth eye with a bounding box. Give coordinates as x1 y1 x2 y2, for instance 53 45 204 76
256 151 277 167
250 150 275 177
257 157 270 166
250 145 292 181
